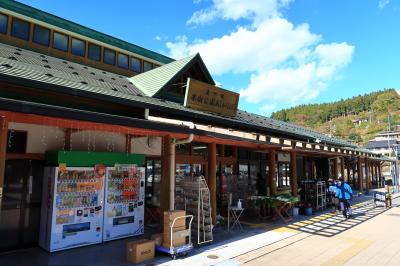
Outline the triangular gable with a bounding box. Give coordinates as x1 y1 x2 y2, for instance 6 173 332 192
129 53 214 98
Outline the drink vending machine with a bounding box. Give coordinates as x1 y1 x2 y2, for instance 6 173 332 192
39 166 105 252
39 164 145 252
103 165 145 241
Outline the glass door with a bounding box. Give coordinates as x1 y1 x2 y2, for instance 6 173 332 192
0 159 44 252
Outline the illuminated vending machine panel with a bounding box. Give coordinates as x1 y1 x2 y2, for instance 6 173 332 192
39 166 105 252
103 165 145 241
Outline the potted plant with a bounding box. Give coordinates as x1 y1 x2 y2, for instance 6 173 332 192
305 202 313 216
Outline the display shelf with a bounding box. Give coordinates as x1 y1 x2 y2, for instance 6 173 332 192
300 180 326 211
175 175 213 246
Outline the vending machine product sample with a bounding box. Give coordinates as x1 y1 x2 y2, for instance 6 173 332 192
103 164 145 241
39 167 105 252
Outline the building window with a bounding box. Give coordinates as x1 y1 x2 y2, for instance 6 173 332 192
32 25 50 46
117 53 128 69
71 38 86 57
277 163 290 188
143 61 153 72
103 48 115 65
88 43 101 61
11 18 30 40
131 57 141 73
7 131 27 153
0 13 8 34
53 32 69 51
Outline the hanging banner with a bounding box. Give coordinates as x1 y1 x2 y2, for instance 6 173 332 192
184 78 239 117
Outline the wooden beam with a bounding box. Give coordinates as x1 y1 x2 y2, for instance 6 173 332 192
5 111 165 137
208 143 217 225
6 153 45 160
290 151 298 197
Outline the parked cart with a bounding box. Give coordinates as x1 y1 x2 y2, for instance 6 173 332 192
156 215 194 259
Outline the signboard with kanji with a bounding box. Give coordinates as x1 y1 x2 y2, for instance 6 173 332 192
184 78 239 117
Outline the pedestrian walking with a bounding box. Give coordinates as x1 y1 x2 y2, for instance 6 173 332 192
335 178 353 218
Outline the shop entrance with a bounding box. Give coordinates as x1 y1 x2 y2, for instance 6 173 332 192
0 159 44 253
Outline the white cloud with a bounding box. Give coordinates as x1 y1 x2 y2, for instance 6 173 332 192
167 0 355 113
188 0 293 26
379 0 390 9
168 19 320 75
260 103 277 112
240 63 322 104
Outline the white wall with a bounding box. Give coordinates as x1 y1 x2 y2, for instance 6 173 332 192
9 122 65 154
71 130 126 153
131 137 161 156
8 123 162 156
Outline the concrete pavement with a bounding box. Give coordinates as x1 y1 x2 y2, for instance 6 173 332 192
238 198 400 266
159 198 399 266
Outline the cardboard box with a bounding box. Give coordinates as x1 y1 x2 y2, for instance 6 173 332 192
163 210 186 228
150 233 163 246
162 226 187 248
127 239 155 264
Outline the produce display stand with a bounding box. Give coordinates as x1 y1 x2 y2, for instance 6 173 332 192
155 215 193 260
247 195 299 223
273 195 299 223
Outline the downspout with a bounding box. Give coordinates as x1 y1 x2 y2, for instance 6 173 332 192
170 133 194 211
144 108 194 210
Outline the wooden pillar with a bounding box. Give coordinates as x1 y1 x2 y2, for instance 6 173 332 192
0 116 8 217
357 157 363 192
365 158 370 192
371 163 376 188
269 149 277 196
374 163 378 188
160 135 172 219
332 158 338 180
208 142 217 224
378 163 382 187
290 151 298 196
346 164 351 183
64 128 72 150
340 157 345 181
125 134 132 153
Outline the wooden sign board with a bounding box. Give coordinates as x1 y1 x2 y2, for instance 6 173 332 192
184 78 239 117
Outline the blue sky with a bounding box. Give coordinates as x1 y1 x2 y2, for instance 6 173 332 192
18 0 400 116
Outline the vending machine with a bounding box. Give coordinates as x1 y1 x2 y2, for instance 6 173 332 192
103 165 145 241
39 166 105 252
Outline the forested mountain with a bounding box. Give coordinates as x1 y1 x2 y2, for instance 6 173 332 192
271 89 400 145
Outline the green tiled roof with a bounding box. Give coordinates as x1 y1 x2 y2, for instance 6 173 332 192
0 42 358 149
1 0 174 64
129 53 214 97
0 43 143 96
129 54 197 97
